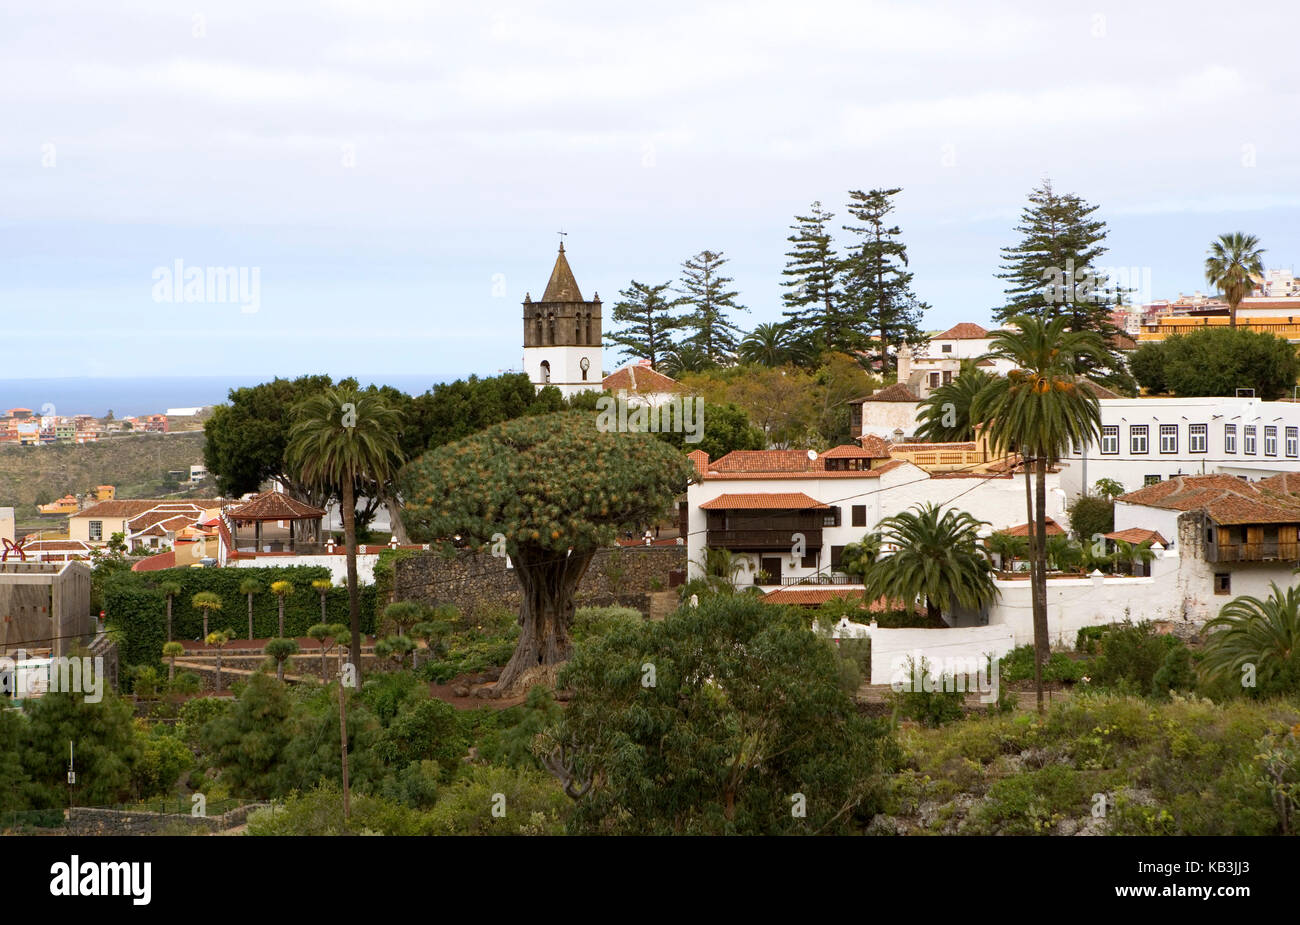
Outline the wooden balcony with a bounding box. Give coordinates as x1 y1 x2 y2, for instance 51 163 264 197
1139 318 1300 342
706 528 823 552
1208 541 1300 563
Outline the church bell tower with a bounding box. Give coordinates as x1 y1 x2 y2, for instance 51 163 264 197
522 242 603 398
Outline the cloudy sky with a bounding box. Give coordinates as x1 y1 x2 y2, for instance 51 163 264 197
3 0 1298 383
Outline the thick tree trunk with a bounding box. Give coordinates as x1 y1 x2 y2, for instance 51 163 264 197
494 545 595 694
344 478 363 687
1023 459 1044 713
278 600 285 638
1033 457 1052 714
381 489 410 545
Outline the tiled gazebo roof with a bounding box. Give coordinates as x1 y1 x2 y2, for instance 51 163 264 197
227 492 327 522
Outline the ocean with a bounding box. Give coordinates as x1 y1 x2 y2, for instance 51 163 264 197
0 375 446 419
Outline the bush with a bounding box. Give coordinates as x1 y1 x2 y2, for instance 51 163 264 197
1134 327 1300 400
571 606 642 645
1066 495 1114 546
421 765 568 835
1092 621 1192 698
247 781 426 836
1000 645 1090 684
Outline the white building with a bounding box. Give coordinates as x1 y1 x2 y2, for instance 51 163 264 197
1059 396 1300 499
898 323 1018 398
601 361 682 407
521 243 603 399
685 444 1065 588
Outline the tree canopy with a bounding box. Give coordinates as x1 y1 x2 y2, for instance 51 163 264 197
1129 328 1300 400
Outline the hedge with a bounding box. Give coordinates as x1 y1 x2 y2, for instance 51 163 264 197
105 565 378 671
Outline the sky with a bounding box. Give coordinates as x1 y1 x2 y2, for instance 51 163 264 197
3 0 1299 383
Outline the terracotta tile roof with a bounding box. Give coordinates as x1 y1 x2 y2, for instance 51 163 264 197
1118 474 1300 526
21 540 95 553
996 517 1066 537
1079 378 1122 400
892 440 978 451
701 457 910 481
711 450 824 473
763 587 920 612
858 382 919 403
227 492 327 521
686 449 709 478
855 434 893 457
602 363 682 394
823 443 884 459
934 322 989 340
700 492 829 511
132 550 177 572
73 500 172 520
127 507 205 532
1104 528 1168 546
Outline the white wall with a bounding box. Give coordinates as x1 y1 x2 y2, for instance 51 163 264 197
867 625 1016 685
523 345 603 398
860 401 922 439
1059 397 1300 498
228 553 381 585
687 463 1066 584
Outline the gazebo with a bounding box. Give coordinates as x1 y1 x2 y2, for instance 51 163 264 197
225 492 327 554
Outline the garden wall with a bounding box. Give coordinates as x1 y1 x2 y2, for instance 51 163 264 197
394 545 686 619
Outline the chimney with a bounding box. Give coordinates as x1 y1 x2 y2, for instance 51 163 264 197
897 342 913 381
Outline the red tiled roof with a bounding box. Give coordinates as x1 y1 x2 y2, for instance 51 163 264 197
934 322 989 340
858 382 919 403
823 443 881 459
711 450 824 473
73 500 173 520
1079 378 1122 400
686 449 709 478
700 492 829 510
996 517 1065 537
703 457 910 481
1104 528 1167 546
132 550 177 572
1118 474 1300 526
602 364 682 394
227 492 327 521
855 434 893 458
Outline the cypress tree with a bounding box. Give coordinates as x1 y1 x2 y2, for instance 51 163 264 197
780 201 845 352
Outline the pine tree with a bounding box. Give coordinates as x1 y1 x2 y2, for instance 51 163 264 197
781 202 844 352
676 250 749 362
607 280 684 368
841 188 927 372
995 179 1131 389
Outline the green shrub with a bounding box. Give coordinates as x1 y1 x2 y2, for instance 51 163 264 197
421 765 568 835
247 781 426 836
571 606 642 645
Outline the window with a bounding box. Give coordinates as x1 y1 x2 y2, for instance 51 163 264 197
88 520 103 541
1159 424 1178 454
1245 425 1257 455
942 370 953 385
1225 424 1237 453
928 372 940 388
1288 427 1298 457
823 507 842 528
830 545 845 568
1130 425 1148 454
851 505 866 527
1214 573 1231 596
1265 426 1278 456
1189 424 1207 454
801 551 818 569
1144 474 1161 486
1100 425 1119 455
940 343 952 353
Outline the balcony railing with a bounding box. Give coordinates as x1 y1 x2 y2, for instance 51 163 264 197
1209 541 1300 563
780 573 853 586
706 528 823 551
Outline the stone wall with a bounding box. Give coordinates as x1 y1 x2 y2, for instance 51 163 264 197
65 802 267 835
394 545 686 618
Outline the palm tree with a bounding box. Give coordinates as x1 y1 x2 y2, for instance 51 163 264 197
264 637 300 683
862 503 998 623
159 581 182 642
1201 582 1300 695
914 362 996 442
1205 232 1266 328
1112 538 1156 576
191 591 222 639
162 641 185 684
238 577 261 640
1046 535 1083 573
206 629 233 693
974 315 1106 711
287 386 405 688
659 342 716 378
308 622 348 683
311 578 332 626
269 579 294 638
738 322 806 367
696 547 747 592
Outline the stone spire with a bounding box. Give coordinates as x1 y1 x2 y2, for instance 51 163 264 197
541 242 584 302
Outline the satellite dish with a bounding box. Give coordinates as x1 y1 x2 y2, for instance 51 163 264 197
807 450 818 461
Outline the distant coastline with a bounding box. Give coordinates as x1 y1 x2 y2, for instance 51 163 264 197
0 374 443 419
